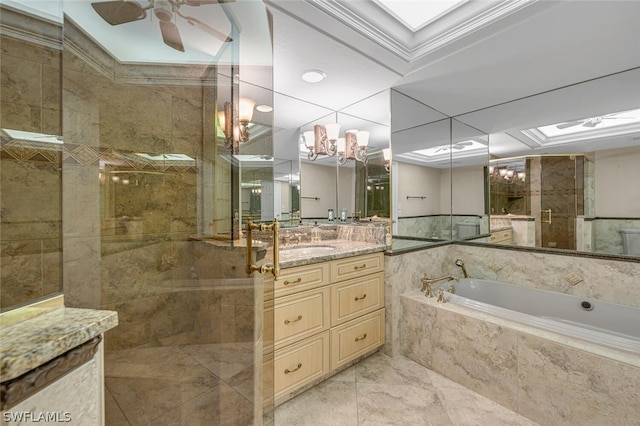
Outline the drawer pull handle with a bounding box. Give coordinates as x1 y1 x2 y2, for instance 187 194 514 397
284 363 302 374
354 294 367 301
353 264 367 270
355 333 368 342
283 278 302 286
284 315 302 325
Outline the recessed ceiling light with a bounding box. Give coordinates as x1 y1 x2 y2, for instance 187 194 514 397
301 70 327 83
256 104 273 113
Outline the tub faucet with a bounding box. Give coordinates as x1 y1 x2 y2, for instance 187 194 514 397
455 258 468 278
420 275 457 298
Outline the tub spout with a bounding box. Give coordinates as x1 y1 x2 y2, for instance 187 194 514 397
421 275 457 298
455 258 468 278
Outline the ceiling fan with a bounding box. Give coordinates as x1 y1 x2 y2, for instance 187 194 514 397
91 0 234 52
555 113 631 130
434 141 473 153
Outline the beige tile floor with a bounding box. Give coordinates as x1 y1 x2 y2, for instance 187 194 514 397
273 351 541 426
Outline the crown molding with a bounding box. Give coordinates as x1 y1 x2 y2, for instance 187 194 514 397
306 0 536 62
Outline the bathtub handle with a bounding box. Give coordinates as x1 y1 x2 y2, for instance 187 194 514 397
354 294 367 301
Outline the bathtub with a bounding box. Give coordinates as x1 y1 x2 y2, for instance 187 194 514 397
446 278 640 354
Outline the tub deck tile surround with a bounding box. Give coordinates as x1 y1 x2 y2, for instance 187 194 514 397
517 335 640 426
0 307 118 382
402 291 520 411
400 290 640 426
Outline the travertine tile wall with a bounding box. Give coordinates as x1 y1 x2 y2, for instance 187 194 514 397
61 21 255 352
0 31 63 308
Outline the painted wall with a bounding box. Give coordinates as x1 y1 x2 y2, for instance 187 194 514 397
396 162 442 217
300 162 355 219
449 165 485 215
595 146 640 217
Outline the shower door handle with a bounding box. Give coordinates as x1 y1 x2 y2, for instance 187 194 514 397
541 208 552 224
246 218 281 279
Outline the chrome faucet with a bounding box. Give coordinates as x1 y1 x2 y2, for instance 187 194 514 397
420 275 457 298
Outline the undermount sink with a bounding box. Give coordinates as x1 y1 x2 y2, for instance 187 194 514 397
281 245 336 256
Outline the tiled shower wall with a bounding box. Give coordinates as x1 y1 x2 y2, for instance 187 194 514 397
61 20 256 350
0 28 63 308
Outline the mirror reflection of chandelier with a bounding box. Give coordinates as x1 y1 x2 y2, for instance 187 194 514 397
489 165 525 183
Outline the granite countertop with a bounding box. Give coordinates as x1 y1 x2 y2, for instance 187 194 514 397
268 239 387 268
0 307 118 382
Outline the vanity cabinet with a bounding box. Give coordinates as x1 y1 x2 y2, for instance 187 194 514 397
490 228 513 244
269 252 385 403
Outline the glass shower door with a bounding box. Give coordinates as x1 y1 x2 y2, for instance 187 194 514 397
540 156 580 250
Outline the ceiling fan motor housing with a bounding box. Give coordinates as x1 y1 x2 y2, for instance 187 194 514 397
154 0 174 21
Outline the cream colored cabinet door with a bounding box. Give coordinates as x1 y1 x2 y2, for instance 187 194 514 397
274 262 329 298
331 272 384 326
274 331 330 400
274 287 330 349
330 308 385 370
330 252 384 283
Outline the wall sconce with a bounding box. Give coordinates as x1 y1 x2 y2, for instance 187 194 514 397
218 97 255 150
305 123 339 160
337 130 368 165
383 147 391 172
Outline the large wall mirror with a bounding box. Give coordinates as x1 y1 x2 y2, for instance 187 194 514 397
390 89 488 250
275 90 391 225
456 67 640 258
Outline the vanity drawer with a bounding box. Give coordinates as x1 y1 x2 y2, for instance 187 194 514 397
274 331 330 400
274 287 330 349
330 252 384 283
274 262 330 298
331 272 384 326
330 308 385 370
490 229 513 244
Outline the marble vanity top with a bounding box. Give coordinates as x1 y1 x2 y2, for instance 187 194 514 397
0 307 118 382
270 239 387 268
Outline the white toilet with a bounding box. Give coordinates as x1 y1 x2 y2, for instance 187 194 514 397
620 229 640 256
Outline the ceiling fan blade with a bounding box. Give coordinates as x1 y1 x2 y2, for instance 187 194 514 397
556 120 583 129
182 15 232 42
159 20 185 52
92 1 147 25
183 0 236 4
